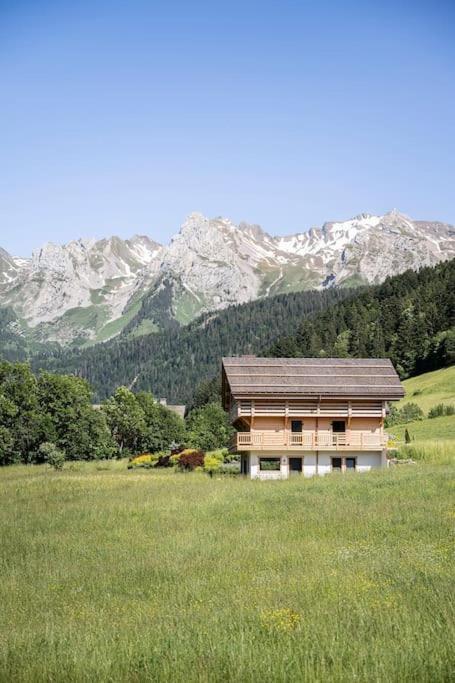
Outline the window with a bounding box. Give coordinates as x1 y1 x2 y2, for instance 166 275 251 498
331 457 342 470
346 457 356 470
332 421 346 433
259 457 281 471
291 420 303 433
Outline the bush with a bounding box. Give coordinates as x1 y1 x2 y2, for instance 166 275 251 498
155 451 173 467
39 442 66 470
203 450 224 477
127 453 159 469
219 461 241 475
203 450 240 476
385 402 424 426
428 403 455 419
176 449 204 471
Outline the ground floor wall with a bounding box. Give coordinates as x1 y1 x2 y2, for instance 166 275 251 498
247 450 386 480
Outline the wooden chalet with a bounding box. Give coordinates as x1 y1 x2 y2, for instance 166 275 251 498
222 356 404 479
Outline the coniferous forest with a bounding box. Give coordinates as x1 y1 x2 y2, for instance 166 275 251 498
30 287 350 402
23 259 454 405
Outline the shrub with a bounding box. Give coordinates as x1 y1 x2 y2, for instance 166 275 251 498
400 403 424 423
203 450 224 477
127 453 159 469
176 449 204 471
169 451 183 466
428 403 455 419
219 461 241 475
203 449 240 476
155 451 172 467
385 402 424 426
39 442 66 470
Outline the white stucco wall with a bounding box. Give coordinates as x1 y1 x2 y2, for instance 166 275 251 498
352 451 383 472
247 450 385 479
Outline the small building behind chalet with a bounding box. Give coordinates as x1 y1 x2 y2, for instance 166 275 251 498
222 356 404 479
159 398 186 419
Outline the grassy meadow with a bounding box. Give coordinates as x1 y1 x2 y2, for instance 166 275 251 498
1 459 454 682
398 366 455 414
391 415 455 443
389 366 455 458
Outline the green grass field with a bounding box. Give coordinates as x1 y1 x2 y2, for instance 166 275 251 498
392 366 455 449
399 366 455 414
390 415 455 443
1 460 454 682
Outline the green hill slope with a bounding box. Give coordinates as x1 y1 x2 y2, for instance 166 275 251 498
389 366 455 446
398 366 455 413
391 415 455 443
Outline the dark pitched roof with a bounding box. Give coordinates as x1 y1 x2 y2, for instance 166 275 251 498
222 357 404 400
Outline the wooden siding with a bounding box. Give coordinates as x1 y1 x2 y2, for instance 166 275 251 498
230 399 385 422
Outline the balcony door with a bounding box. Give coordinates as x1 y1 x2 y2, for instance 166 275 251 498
290 420 303 446
332 420 346 446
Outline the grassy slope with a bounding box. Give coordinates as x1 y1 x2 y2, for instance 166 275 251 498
398 366 455 414
391 366 455 446
391 415 455 443
1 462 454 682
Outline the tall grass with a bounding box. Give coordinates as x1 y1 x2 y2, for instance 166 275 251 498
397 440 455 465
1 461 454 682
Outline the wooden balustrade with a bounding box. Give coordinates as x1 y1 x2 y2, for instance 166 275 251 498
231 399 385 419
235 430 387 451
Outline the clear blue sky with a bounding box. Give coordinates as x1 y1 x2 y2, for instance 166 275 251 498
1 0 454 255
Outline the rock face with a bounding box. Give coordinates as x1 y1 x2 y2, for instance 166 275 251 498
0 210 454 344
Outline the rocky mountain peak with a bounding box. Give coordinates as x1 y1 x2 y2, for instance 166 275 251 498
0 209 453 345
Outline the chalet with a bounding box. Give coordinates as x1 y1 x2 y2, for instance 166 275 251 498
222 356 404 479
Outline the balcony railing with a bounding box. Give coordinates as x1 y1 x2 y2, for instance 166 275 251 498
229 399 385 421
235 431 387 451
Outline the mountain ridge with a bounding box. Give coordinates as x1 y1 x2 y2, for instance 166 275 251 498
1 209 454 345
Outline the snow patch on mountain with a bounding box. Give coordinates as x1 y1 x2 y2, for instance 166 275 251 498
0 210 454 344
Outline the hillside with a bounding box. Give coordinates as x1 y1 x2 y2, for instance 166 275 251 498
32 287 349 402
1 210 454 345
391 415 455 443
269 259 454 378
398 366 455 413
30 260 455 404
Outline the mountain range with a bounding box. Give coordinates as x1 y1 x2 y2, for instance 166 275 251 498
1 209 454 346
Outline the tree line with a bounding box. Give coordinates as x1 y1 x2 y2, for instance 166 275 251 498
0 361 232 466
268 259 454 377
29 286 350 403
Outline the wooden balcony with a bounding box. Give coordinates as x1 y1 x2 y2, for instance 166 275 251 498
234 431 387 451
229 399 385 422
